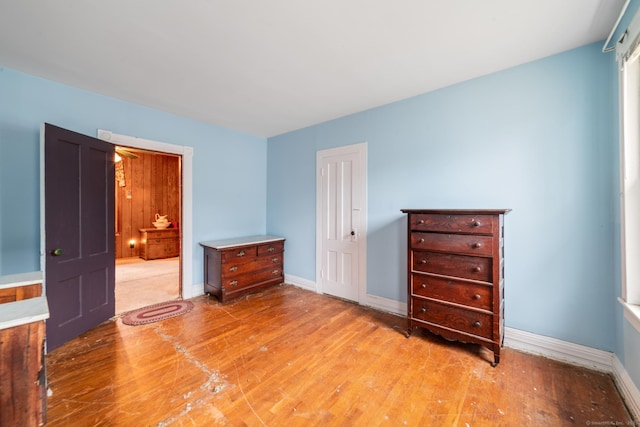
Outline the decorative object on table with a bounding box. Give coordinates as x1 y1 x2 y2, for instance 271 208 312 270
152 213 170 229
121 300 194 326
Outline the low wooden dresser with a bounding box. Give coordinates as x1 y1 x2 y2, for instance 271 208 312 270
139 228 180 260
0 272 49 426
401 209 510 366
201 235 285 302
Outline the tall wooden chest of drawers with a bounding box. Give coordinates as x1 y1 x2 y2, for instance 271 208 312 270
201 235 285 302
401 209 510 366
139 228 180 260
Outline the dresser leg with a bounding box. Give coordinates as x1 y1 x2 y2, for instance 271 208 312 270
491 353 500 367
406 324 414 338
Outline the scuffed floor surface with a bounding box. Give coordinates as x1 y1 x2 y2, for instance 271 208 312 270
46 284 634 426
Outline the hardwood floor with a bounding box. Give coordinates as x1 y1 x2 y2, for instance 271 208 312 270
46 284 633 426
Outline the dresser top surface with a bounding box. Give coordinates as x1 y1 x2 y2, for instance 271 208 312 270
0 271 43 289
401 209 511 215
0 296 49 331
200 235 285 250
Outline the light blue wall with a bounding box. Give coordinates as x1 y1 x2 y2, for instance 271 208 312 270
267 42 618 352
0 67 267 283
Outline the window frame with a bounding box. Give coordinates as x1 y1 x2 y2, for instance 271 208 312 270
619 19 640 333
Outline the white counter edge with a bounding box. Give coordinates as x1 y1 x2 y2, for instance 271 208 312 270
0 271 43 290
0 296 50 331
200 235 285 249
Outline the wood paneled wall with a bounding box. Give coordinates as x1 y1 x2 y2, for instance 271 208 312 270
115 151 181 259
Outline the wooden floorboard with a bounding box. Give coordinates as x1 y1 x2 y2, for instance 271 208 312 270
45 284 634 426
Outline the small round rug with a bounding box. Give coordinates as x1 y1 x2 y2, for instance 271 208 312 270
121 300 194 326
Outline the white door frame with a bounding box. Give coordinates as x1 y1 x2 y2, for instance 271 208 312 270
96 129 195 299
315 142 367 303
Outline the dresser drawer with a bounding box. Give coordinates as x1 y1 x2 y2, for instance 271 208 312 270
411 232 493 257
222 267 283 294
410 214 495 235
258 241 284 255
147 239 179 259
221 246 257 261
411 273 492 311
145 229 179 239
412 298 492 339
412 251 492 282
221 256 283 278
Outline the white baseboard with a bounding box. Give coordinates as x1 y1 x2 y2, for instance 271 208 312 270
612 356 640 421
505 327 639 421
364 293 406 317
504 327 614 372
284 274 317 292
185 282 205 299
284 274 406 316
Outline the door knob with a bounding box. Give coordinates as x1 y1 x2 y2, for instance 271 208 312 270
51 248 63 256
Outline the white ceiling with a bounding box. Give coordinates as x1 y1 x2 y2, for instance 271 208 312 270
0 0 625 137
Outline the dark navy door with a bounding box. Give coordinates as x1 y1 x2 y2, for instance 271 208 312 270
44 123 115 351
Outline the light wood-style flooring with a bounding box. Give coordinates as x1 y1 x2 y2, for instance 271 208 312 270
115 257 180 314
46 284 634 426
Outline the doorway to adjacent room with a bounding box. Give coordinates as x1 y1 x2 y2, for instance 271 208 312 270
112 145 181 314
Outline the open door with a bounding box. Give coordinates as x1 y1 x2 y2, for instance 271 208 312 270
44 123 115 351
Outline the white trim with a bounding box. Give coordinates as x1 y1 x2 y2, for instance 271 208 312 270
620 297 640 333
504 327 639 421
365 293 406 317
39 124 46 277
612 355 640 421
285 274 317 293
315 142 368 303
190 282 205 298
503 327 613 372
285 274 406 317
97 130 194 299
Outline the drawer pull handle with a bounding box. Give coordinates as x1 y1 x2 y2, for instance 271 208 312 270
473 321 482 328
230 280 238 287
237 250 245 257
421 259 427 264
272 257 279 263
420 306 427 313
229 266 238 272
473 266 482 272
419 219 425 224
268 247 275 252
473 294 481 300
272 270 280 275
473 243 482 249
421 283 427 288
419 238 425 243
473 221 481 227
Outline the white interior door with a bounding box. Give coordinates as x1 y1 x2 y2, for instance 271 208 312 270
316 143 367 302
